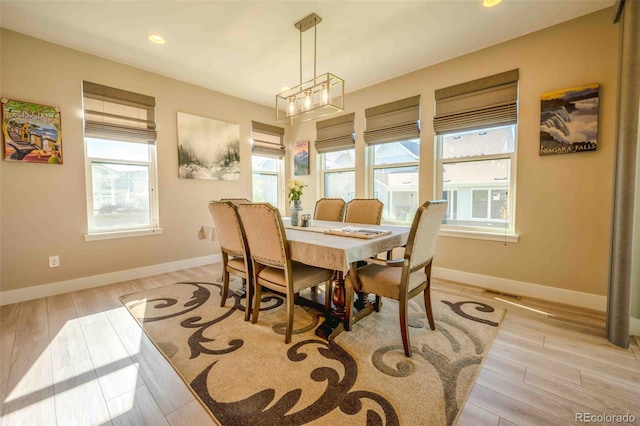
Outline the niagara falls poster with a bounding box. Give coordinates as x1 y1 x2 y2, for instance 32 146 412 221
539 83 599 155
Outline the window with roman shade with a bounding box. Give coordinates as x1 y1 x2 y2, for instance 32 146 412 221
251 121 285 158
251 121 284 207
316 113 356 200
82 81 160 239
433 70 519 239
364 96 421 223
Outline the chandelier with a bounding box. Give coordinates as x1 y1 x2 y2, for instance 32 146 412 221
276 13 344 125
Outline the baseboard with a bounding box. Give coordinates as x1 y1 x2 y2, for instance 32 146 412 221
432 267 607 312
0 254 221 306
630 317 640 336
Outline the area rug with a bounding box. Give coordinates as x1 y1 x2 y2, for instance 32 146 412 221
121 280 504 425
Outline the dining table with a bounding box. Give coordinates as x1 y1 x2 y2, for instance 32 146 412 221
282 218 410 339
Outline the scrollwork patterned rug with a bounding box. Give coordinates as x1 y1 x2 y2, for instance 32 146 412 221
121 281 504 425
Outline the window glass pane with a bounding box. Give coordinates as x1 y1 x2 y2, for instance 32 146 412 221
324 149 355 170
91 163 151 230
442 126 515 159
252 172 278 206
324 171 355 201
252 155 278 172
442 158 510 229
87 138 150 162
373 140 419 165
373 166 419 223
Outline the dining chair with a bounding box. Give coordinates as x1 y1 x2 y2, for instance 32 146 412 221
348 200 447 357
221 198 252 206
344 198 384 225
237 203 333 344
208 200 253 321
313 198 346 222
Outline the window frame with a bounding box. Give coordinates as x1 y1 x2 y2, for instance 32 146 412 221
435 125 517 238
368 139 420 225
251 154 284 210
84 139 161 241
320 148 356 202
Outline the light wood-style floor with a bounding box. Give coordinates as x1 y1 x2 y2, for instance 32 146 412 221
1 264 638 425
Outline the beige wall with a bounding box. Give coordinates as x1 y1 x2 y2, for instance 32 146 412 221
289 9 618 297
0 29 284 292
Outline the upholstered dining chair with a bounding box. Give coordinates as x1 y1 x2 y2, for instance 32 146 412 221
237 203 333 344
208 201 253 321
349 200 447 357
313 198 346 222
344 198 384 225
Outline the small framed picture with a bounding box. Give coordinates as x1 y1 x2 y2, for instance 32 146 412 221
293 141 310 175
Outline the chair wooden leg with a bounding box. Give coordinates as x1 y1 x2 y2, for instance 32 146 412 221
344 285 354 331
251 284 262 324
423 264 435 330
399 296 412 357
243 279 251 322
285 293 295 344
220 271 229 308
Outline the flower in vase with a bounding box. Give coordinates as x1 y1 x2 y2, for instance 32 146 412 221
287 179 306 202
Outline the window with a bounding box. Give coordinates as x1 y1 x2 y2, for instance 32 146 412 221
251 121 285 208
322 149 355 200
82 81 159 239
315 113 356 201
434 70 518 235
364 95 421 223
370 140 419 223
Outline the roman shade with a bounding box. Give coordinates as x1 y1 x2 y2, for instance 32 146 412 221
251 121 285 158
82 81 156 144
364 95 420 145
433 69 519 135
315 112 355 154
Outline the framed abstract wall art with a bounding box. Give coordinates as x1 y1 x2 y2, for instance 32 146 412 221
2 98 63 164
539 83 599 155
293 141 310 175
177 112 240 180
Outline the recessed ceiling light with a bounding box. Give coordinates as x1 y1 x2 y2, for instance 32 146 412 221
483 0 502 7
148 34 166 45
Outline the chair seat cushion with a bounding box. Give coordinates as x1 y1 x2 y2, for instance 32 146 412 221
226 256 247 276
257 262 332 293
357 264 426 299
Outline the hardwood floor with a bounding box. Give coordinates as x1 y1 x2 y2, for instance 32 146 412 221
1 264 638 425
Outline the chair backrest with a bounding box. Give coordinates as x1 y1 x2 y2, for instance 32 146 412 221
208 201 249 258
344 199 384 225
404 200 448 270
237 203 288 270
313 198 346 222
221 198 251 206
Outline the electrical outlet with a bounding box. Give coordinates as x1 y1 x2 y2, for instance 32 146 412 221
49 255 60 268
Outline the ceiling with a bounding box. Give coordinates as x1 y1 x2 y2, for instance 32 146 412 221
0 1 614 108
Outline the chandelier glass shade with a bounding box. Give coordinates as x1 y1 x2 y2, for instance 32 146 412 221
276 13 344 125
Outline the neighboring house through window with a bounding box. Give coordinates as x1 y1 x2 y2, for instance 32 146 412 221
434 70 519 235
82 81 160 240
251 121 285 209
316 113 356 201
364 95 421 224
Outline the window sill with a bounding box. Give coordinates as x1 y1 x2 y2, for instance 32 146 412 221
439 228 519 243
85 227 163 241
